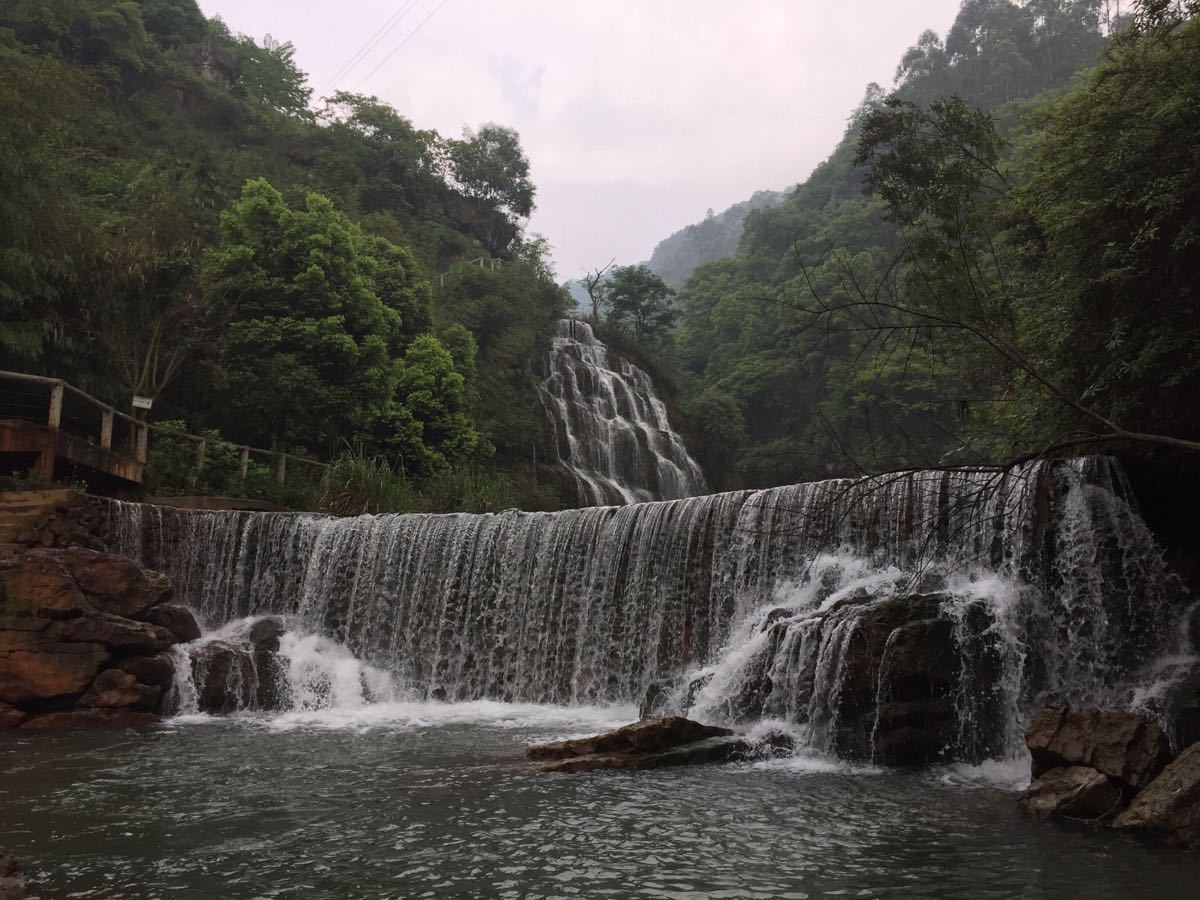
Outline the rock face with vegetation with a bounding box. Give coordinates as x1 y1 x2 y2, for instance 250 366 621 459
0 548 191 729
1019 705 1200 848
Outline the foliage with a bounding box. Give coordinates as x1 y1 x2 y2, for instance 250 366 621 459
600 265 677 348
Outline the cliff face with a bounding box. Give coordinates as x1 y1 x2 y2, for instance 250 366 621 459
645 188 788 288
0 548 195 730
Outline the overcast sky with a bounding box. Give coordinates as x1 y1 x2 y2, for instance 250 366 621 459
197 1 962 280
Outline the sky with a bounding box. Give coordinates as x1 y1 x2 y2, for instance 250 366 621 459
196 1 963 280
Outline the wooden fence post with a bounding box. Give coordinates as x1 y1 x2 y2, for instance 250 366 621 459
100 410 113 450
275 452 286 484
239 447 249 480
194 439 207 475
47 382 64 429
135 424 148 463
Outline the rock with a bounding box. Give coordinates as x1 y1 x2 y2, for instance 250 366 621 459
0 848 26 900
53 548 169 618
0 632 109 705
248 617 286 653
116 654 175 690
18 709 158 731
0 552 85 617
527 716 745 771
1113 740 1200 848
79 668 161 710
191 642 257 713
139 604 201 643
50 614 173 654
253 647 288 710
0 703 26 729
821 593 1003 765
639 680 670 718
1164 668 1200 751
537 735 753 773
1025 706 1172 793
1019 766 1123 820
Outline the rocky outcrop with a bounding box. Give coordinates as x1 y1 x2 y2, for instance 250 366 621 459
141 604 201 643
0 548 188 730
186 617 290 714
527 716 785 773
1020 705 1200 848
1019 766 1123 820
1113 741 1200 847
1025 705 1171 793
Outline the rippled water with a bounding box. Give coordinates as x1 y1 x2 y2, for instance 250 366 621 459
3 704 1199 899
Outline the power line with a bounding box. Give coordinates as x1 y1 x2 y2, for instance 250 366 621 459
318 0 422 97
354 0 452 91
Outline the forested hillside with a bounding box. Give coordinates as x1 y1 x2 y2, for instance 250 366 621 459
664 0 1200 490
0 0 567 507
645 189 788 289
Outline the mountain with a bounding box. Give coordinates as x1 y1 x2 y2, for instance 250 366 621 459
644 189 789 288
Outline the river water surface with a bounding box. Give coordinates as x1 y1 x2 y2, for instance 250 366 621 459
3 703 1199 899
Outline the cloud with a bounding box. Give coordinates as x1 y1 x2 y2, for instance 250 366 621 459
197 0 962 278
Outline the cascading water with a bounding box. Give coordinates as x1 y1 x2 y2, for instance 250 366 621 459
536 318 708 504
105 457 1194 762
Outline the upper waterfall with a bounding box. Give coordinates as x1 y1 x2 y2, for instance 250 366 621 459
536 319 708 505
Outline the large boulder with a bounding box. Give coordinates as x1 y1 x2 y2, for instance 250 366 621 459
50 613 173 654
0 549 179 729
1025 706 1172 793
0 631 109 705
1019 766 1123 820
822 594 1002 765
79 668 161 711
1113 741 1200 848
52 548 169 618
191 641 257 714
139 604 201 644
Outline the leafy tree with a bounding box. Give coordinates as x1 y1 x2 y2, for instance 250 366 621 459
448 123 535 222
601 265 677 347
203 179 399 452
394 334 481 472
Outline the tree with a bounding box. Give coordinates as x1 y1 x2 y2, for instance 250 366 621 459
579 258 614 323
447 124 535 222
602 265 678 347
203 179 399 452
394 334 481 472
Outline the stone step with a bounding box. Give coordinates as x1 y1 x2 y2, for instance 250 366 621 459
0 489 77 508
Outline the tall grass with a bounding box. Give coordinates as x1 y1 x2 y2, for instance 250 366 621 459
316 445 416 515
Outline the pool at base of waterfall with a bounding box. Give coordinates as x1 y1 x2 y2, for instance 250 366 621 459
3 706 1199 899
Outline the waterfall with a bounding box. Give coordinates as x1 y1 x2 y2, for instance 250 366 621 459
536 319 708 505
106 457 1193 761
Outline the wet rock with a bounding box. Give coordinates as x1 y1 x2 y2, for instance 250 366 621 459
1025 706 1171 793
528 716 741 772
79 668 161 711
253 647 288 710
1019 766 1123 820
638 680 670 718
1163 668 1200 751
824 593 1002 765
1113 741 1200 848
537 735 753 773
0 704 26 729
0 848 26 900
0 632 109 705
248 617 286 653
191 641 257 713
140 604 201 644
51 614 172 654
18 709 158 731
116 653 175 690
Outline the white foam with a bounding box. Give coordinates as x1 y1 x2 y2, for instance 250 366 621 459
934 756 1030 792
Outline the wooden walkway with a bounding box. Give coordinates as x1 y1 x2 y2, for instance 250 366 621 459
0 371 327 488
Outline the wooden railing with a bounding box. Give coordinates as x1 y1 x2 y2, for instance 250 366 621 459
0 370 327 485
